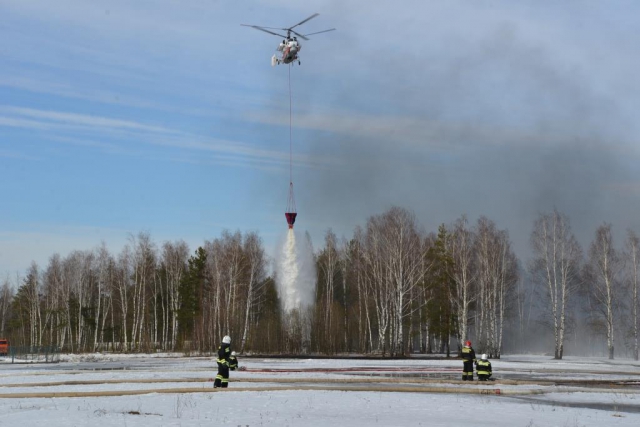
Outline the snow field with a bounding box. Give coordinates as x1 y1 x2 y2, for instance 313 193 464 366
0 354 639 426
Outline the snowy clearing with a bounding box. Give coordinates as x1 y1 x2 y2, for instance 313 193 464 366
0 354 639 426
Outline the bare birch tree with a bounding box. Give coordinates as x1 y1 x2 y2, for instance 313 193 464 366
93 244 112 351
221 231 244 337
62 251 93 351
116 245 132 350
340 237 352 352
353 226 374 353
449 216 476 349
317 229 340 350
474 218 518 358
530 210 582 359
162 240 189 350
359 208 425 355
362 214 391 354
586 223 620 359
240 232 266 353
383 208 424 355
43 254 66 349
206 239 225 348
21 263 42 348
0 276 12 335
130 232 156 350
475 218 493 351
625 230 640 360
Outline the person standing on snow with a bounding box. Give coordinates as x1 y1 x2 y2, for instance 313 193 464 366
461 340 476 381
214 335 232 388
476 354 492 381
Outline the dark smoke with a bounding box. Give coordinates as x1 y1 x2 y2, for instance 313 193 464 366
283 6 640 261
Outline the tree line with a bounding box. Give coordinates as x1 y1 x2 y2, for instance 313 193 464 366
0 207 638 360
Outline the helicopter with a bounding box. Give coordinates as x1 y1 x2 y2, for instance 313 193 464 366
242 13 335 66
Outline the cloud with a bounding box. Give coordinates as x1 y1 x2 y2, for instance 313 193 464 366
1 0 261 83
0 106 174 133
0 105 331 170
3 0 640 266
0 73 187 113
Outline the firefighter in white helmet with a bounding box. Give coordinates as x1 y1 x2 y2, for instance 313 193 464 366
229 351 239 371
476 354 492 381
214 335 232 388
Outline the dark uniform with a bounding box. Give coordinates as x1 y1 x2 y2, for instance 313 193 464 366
461 343 476 381
214 342 231 388
476 358 492 381
229 355 238 371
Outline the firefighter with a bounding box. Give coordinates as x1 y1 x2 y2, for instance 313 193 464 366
461 340 476 381
229 351 239 371
476 354 492 381
214 335 232 388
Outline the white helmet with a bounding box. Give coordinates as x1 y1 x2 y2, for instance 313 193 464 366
231 351 237 356
222 335 231 344
481 354 487 360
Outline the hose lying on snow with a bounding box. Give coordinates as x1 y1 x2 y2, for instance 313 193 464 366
0 385 548 399
1 383 639 399
2 376 638 389
0 377 561 388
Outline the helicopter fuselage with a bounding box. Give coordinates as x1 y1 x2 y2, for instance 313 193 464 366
276 40 300 64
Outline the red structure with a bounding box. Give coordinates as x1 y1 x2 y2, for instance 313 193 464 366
286 181 297 229
285 212 297 229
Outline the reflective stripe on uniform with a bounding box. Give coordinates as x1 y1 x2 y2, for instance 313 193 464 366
461 347 474 361
476 361 491 375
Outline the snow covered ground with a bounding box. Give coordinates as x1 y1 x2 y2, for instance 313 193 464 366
1 353 639 426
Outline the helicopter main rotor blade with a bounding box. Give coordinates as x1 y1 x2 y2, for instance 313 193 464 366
303 28 336 37
289 13 319 30
247 25 290 30
241 25 288 38
290 30 309 41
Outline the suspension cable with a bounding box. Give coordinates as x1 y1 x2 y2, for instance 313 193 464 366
289 63 292 186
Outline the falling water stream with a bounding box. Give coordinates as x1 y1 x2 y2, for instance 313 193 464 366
276 229 316 314
275 229 316 350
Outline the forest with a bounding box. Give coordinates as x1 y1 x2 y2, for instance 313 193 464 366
0 207 638 360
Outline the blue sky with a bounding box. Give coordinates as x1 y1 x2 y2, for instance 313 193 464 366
2 0 640 275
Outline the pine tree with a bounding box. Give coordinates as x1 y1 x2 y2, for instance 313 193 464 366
425 225 456 356
178 247 207 346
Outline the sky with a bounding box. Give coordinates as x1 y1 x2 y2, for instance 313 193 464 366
2 0 640 276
